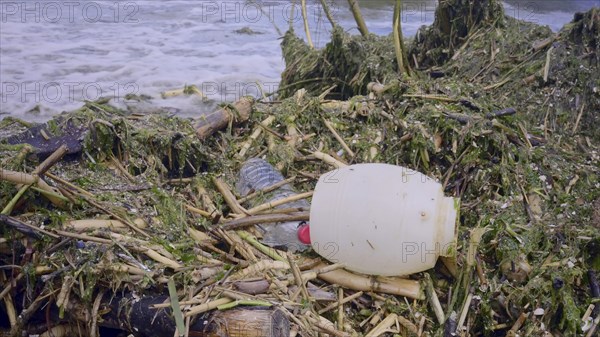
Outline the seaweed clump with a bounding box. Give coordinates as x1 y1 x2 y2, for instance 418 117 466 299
279 26 398 100
410 0 506 67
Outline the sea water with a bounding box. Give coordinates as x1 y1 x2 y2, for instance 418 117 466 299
0 0 597 121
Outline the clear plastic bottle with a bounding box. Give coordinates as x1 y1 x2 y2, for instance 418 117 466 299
237 158 309 252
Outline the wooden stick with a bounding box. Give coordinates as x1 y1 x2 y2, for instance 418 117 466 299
196 185 220 218
323 119 355 157
237 230 285 262
103 264 151 276
1 184 30 215
318 291 364 314
81 195 150 238
1 273 16 328
46 172 94 198
393 0 409 76
0 273 24 301
231 260 290 281
110 155 135 182
218 211 310 231
300 0 314 48
586 315 599 337
9 144 66 207
237 116 275 159
483 77 511 91
532 35 556 51
582 304 595 322
319 0 337 27
366 313 397 337
312 263 347 275
165 177 193 184
65 219 143 232
90 289 106 337
216 228 255 262
314 263 423 299
212 177 246 215
32 144 69 176
572 103 585 134
457 292 473 329
185 298 233 318
1 214 59 239
54 230 113 244
142 247 183 270
424 273 445 324
109 232 174 260
162 85 206 99
543 45 554 82
287 252 310 302
417 315 426 336
308 313 349 337
246 191 313 215
312 151 348 169
0 170 66 209
238 176 296 204
347 0 368 36
286 122 300 149
185 204 212 218
255 207 309 215
337 288 344 330
402 94 458 102
508 312 529 334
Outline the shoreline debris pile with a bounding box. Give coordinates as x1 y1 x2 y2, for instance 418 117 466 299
1 2 598 336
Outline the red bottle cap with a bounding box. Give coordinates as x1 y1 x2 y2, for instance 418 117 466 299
297 223 311 244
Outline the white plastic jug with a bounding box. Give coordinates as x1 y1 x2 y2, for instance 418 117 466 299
307 163 459 276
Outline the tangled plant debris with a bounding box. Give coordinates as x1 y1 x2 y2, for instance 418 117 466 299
1 1 599 336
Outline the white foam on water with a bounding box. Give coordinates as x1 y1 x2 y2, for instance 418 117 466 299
502 1 583 32
0 0 595 122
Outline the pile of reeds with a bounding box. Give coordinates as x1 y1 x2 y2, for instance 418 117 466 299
1 2 598 337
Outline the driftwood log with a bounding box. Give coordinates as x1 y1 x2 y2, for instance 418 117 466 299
80 294 288 337
1 292 289 337
194 97 254 139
